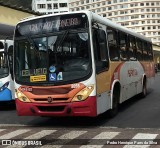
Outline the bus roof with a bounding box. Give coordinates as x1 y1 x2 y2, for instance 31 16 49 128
17 10 151 43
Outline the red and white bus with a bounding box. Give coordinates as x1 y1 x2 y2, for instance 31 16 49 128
13 11 155 117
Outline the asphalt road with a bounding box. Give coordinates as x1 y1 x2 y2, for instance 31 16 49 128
0 74 160 128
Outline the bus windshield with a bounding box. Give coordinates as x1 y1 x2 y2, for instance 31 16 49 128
0 51 9 78
14 13 91 85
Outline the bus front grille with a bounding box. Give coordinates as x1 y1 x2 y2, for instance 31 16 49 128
33 98 69 102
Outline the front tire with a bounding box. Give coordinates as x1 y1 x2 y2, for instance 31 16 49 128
108 90 119 118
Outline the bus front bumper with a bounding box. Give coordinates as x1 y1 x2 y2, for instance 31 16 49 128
15 96 97 117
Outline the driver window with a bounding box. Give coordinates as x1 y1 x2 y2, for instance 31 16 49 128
93 28 109 73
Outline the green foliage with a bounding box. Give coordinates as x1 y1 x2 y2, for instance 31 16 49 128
1 0 32 9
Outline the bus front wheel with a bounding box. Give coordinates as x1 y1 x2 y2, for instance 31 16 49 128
108 89 119 118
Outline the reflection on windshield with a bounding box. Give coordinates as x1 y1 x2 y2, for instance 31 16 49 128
15 31 91 84
0 51 9 78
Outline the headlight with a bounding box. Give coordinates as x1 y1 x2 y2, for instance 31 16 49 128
15 89 31 102
0 82 9 92
72 85 94 102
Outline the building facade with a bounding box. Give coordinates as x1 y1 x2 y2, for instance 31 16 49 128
32 0 69 14
69 0 160 46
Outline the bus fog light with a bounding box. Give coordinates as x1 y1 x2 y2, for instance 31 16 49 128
72 85 94 102
22 97 27 102
77 95 83 100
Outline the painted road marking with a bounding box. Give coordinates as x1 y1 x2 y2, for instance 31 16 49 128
0 129 30 139
123 133 158 148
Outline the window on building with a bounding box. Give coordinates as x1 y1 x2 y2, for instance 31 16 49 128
53 3 58 9
86 5 90 9
37 4 46 9
146 14 150 18
141 9 144 12
146 3 149 6
141 15 145 18
108 13 112 16
102 1 106 5
81 7 85 10
114 11 118 15
146 9 150 12
108 1 111 4
47 4 52 9
152 8 155 12
59 3 67 7
97 8 100 12
108 7 112 10
103 7 106 11
142 21 145 24
81 0 84 4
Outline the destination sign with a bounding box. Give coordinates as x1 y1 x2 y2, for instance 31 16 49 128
15 13 88 36
22 68 47 76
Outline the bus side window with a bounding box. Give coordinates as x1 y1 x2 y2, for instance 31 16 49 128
143 42 149 61
128 36 137 61
148 43 153 61
136 39 143 61
119 32 128 61
93 29 109 73
107 27 119 61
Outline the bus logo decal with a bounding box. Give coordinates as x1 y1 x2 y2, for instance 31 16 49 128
48 97 53 103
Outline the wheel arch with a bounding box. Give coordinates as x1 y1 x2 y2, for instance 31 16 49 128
110 79 121 109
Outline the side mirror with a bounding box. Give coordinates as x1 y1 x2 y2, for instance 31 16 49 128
0 41 4 49
97 30 106 43
4 42 8 53
8 45 14 79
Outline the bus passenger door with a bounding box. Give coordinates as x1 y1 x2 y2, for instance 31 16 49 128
92 24 110 115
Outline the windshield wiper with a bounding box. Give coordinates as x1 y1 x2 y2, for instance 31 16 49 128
25 36 38 50
54 30 69 64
